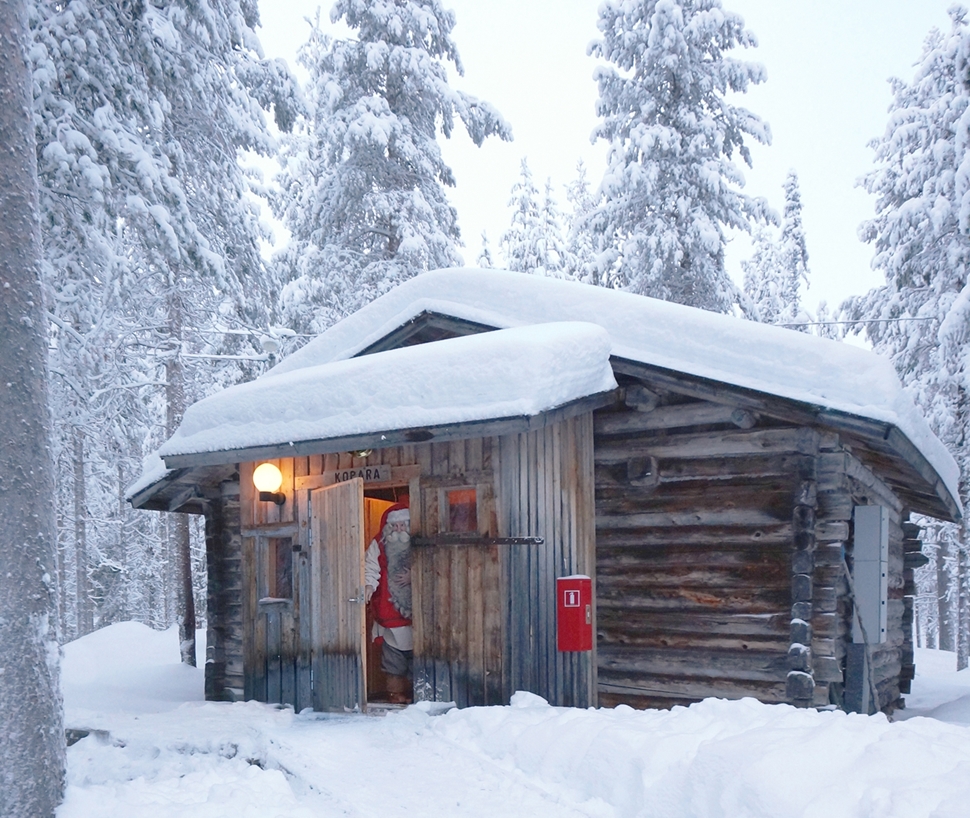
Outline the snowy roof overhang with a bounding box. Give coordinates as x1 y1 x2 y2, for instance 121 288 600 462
258 268 961 522
136 321 617 488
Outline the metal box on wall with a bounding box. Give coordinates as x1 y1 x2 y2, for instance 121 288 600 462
852 505 889 645
557 575 593 652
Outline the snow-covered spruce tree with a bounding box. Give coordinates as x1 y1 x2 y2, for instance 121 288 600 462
778 170 810 321
0 0 65 812
843 7 970 667
500 158 569 276
275 2 511 334
477 230 495 268
741 226 785 322
588 0 773 310
742 170 811 329
564 159 599 283
31 0 297 653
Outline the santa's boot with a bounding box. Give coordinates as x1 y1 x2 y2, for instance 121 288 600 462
386 674 411 704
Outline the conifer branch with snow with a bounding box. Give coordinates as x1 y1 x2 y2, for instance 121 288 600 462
588 0 774 311
274 0 512 334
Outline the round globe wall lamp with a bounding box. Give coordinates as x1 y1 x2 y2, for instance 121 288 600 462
253 462 285 505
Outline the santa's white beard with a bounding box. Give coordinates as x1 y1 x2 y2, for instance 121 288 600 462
383 527 412 619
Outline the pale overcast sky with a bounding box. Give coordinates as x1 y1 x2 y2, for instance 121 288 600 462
255 0 952 312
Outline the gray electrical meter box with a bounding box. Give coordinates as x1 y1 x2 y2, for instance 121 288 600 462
852 505 889 645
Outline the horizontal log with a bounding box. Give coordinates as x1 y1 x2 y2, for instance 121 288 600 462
595 482 791 517
816 521 849 542
597 508 788 530
623 383 660 412
595 402 757 435
814 656 843 682
595 453 813 488
597 677 788 706
816 491 854 520
594 427 820 465
597 628 789 653
597 609 789 637
597 586 789 614
598 645 789 682
597 564 788 591
811 613 839 639
594 524 793 547
813 586 838 613
815 543 846 567
597 543 789 570
902 537 924 553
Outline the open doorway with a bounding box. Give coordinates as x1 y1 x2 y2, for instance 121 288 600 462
363 486 411 705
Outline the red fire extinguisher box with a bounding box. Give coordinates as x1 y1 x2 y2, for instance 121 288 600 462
557 575 593 652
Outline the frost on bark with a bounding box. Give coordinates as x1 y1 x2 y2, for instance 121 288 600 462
0 0 66 815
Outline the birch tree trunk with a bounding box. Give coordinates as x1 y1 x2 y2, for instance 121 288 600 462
0 0 66 813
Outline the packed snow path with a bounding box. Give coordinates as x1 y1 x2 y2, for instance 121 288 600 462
59 623 970 817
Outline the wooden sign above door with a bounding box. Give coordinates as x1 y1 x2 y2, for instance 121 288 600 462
326 465 392 485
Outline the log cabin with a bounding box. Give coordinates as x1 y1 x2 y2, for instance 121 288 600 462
129 269 960 715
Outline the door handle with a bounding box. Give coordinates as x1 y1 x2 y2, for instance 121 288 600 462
348 588 366 604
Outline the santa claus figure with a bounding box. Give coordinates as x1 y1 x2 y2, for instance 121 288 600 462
364 502 412 703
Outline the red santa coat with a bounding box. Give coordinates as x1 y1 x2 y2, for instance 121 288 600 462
365 503 412 648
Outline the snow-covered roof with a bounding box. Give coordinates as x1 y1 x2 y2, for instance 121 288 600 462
265 268 959 516
156 321 616 461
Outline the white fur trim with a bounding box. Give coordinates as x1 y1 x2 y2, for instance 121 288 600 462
386 508 410 524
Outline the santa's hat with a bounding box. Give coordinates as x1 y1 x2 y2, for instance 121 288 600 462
381 500 410 528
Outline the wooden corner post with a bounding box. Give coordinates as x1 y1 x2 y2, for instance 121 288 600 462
787 450 818 707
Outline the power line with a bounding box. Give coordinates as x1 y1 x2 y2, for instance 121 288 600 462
777 317 940 328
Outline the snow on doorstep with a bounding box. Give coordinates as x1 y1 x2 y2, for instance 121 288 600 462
268 269 959 508
159 321 616 459
58 627 970 818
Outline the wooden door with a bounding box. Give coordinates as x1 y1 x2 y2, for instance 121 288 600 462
411 479 506 707
310 478 367 711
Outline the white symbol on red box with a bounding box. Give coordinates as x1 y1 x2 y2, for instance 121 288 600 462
563 590 581 608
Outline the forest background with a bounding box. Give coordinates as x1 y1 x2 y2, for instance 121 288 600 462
25 0 970 680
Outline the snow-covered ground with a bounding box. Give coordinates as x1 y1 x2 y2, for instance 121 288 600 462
59 624 970 817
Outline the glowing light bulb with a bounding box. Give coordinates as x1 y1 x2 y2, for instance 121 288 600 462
253 463 283 492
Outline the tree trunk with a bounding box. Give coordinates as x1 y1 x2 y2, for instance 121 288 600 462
957 386 969 670
939 539 955 652
74 428 92 635
119 462 129 620
958 542 969 671
0 0 66 812
166 291 196 666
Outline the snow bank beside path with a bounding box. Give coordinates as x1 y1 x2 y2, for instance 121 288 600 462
62 621 204 717
898 647 970 726
425 692 970 818
58 626 970 818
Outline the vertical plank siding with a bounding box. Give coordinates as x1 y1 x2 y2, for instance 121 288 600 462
494 414 597 708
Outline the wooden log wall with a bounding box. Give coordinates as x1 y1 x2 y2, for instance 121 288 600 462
204 480 244 701
593 383 819 710
818 442 906 712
